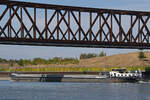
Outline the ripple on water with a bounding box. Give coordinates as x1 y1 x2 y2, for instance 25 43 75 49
0 81 150 100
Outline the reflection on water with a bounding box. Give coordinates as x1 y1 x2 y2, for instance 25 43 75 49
0 81 150 100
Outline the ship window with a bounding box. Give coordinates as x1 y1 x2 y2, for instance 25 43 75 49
129 75 131 77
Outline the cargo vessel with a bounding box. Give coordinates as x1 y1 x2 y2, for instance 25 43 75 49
10 69 142 83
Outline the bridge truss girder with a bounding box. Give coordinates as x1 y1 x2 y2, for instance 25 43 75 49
0 1 150 49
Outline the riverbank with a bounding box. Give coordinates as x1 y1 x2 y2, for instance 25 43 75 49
0 77 11 81
0 66 146 72
0 72 10 80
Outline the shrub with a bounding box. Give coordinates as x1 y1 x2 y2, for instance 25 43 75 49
138 51 146 60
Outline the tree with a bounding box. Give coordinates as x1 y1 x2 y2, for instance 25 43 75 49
80 53 87 59
80 53 97 59
17 59 24 66
9 60 14 67
23 60 32 65
32 58 48 65
99 51 106 57
138 51 146 60
0 58 7 63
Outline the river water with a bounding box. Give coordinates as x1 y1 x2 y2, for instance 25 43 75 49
0 81 150 100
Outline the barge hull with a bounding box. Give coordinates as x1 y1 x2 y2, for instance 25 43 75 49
11 75 138 83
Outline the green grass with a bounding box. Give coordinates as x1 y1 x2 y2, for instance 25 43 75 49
0 66 147 72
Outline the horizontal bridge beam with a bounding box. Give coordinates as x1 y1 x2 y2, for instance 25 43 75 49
0 38 149 49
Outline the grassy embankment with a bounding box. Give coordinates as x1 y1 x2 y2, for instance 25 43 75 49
0 66 146 72
0 52 149 72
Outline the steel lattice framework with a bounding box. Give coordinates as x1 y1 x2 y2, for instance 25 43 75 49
1 1 150 49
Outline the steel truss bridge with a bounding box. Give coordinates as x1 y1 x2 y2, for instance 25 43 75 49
1 0 150 49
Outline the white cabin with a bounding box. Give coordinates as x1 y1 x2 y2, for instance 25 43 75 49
109 69 142 78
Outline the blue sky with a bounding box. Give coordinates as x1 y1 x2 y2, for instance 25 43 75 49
0 0 150 60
